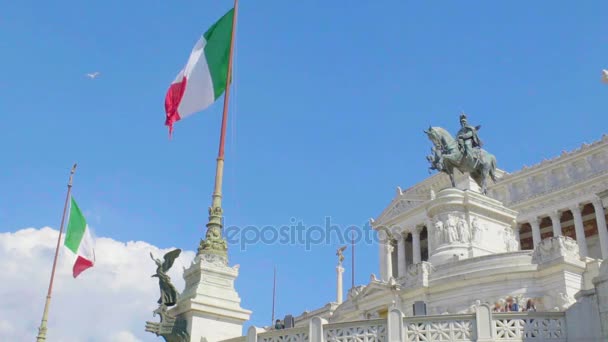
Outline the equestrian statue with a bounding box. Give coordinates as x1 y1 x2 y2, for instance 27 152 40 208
424 113 497 195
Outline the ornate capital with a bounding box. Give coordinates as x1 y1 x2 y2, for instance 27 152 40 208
591 195 605 208
386 242 394 254
569 203 583 215
528 217 541 227
548 210 562 221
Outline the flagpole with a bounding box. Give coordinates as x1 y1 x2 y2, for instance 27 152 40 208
198 0 238 258
271 266 276 326
351 229 355 288
36 163 77 342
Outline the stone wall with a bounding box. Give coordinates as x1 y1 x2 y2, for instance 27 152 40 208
565 258 608 341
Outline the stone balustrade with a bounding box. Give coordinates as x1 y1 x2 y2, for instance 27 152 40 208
493 312 566 341
230 306 569 342
256 326 309 342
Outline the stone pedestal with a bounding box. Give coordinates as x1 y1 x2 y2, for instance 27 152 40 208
170 253 251 342
426 188 518 266
455 175 482 193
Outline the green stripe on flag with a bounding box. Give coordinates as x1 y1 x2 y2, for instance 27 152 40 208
65 197 87 254
203 8 234 100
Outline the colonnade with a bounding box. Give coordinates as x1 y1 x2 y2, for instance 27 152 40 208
518 195 608 259
380 226 428 280
379 194 608 281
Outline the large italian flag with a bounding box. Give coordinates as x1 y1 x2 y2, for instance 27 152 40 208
165 8 235 135
64 197 95 278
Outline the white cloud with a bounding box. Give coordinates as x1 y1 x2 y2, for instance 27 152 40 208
109 331 143 342
0 227 196 342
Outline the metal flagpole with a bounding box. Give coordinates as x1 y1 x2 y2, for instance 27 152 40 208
36 163 77 342
271 266 276 326
198 0 239 258
351 228 355 288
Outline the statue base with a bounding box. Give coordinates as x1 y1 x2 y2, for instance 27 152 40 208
169 252 251 342
427 188 518 266
455 174 482 193
145 305 190 342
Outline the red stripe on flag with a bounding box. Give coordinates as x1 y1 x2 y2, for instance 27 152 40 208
73 256 94 278
164 76 188 138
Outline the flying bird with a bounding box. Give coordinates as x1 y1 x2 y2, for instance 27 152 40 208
602 69 608 83
86 72 100 79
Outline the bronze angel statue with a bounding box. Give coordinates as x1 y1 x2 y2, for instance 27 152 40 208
150 249 182 307
336 245 347 265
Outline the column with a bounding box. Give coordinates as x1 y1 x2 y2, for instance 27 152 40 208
397 236 407 278
549 210 563 237
513 222 521 250
412 228 422 264
336 265 344 304
570 204 589 258
385 240 394 281
591 196 608 259
530 218 542 247
424 220 433 257
378 232 386 280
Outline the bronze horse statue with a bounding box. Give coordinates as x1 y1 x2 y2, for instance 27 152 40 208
424 126 497 195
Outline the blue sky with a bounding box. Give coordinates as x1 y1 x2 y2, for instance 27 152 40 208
1 0 607 331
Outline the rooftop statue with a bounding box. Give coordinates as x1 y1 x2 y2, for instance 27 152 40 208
151 249 182 307
424 113 497 195
146 248 190 342
336 245 347 266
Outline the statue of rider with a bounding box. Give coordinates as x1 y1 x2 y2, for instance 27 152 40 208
456 113 482 159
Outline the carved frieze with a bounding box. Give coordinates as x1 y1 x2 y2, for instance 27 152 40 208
492 139 608 208
515 178 608 217
470 217 485 244
531 236 580 264
431 214 472 247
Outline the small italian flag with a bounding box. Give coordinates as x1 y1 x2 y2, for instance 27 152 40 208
165 8 235 136
64 197 95 278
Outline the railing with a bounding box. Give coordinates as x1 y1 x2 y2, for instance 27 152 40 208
493 312 566 341
227 306 569 342
404 313 476 342
257 326 309 342
324 319 386 342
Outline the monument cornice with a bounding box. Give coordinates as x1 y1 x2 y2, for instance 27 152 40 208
496 134 608 184
514 172 608 219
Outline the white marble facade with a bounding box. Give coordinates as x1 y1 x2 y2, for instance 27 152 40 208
290 134 608 327
199 135 608 342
